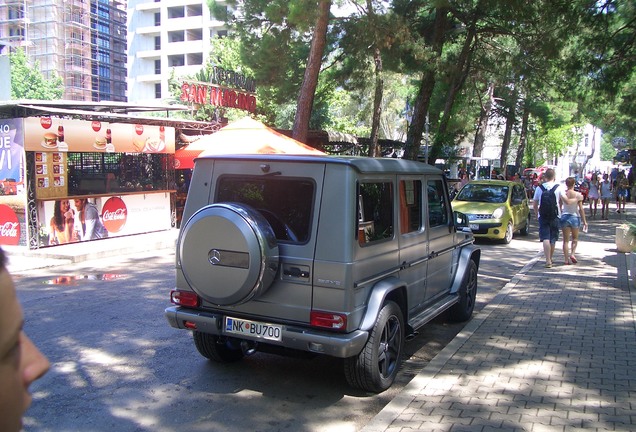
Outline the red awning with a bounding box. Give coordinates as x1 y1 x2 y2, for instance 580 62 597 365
174 147 202 170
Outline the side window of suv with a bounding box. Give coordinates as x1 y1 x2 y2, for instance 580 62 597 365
399 179 422 234
427 178 449 227
357 181 393 244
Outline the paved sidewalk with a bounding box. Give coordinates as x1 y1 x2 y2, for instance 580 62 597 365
363 205 636 431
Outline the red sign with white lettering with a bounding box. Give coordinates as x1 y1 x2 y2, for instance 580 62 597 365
40 117 52 129
0 204 20 245
101 197 127 233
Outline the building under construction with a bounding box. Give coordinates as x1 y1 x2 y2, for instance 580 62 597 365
0 0 127 102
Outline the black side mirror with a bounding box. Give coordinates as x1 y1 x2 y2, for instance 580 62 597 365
454 211 472 233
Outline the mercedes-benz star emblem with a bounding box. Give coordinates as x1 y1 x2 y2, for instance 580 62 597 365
209 249 221 265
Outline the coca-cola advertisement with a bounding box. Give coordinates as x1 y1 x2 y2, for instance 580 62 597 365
101 197 127 233
39 193 170 245
0 119 27 246
23 117 174 154
0 204 21 246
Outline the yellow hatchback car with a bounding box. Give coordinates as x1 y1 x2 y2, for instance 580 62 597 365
452 180 530 244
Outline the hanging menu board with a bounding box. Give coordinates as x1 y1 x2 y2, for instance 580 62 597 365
34 151 68 199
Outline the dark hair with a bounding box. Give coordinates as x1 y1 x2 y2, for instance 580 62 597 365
0 247 6 269
53 201 65 231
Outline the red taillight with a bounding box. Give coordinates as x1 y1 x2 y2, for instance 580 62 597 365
310 311 347 330
170 290 200 307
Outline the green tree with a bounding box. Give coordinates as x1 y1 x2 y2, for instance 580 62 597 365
9 49 63 100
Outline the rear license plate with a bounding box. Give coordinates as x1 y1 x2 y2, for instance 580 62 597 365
469 224 479 230
224 317 283 341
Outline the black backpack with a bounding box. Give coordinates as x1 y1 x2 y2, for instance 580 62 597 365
539 184 559 220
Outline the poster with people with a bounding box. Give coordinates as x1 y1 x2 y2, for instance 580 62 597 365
0 119 26 246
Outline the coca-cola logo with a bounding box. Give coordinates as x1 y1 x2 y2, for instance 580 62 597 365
92 121 102 132
40 117 53 129
135 124 144 135
101 197 127 233
0 204 20 245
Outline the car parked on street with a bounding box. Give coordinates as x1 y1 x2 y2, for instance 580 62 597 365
451 180 530 244
165 154 481 393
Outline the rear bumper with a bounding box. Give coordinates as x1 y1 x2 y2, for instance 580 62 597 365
165 306 369 358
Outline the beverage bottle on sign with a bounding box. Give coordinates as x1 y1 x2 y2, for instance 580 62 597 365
106 128 112 144
57 125 64 143
159 125 165 142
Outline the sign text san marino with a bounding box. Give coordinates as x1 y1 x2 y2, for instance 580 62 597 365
180 67 257 113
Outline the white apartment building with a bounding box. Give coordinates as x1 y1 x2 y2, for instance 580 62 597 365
0 0 127 102
127 0 227 104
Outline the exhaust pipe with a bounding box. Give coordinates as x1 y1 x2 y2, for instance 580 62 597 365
241 340 257 355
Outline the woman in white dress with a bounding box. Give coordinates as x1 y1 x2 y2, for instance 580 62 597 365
587 175 600 219
599 173 613 219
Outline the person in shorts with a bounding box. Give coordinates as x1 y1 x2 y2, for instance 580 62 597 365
533 168 562 268
615 172 629 213
560 177 588 265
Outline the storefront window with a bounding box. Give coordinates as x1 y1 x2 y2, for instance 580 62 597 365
67 152 171 195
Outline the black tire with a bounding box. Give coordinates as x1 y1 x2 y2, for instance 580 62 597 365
449 259 478 322
502 221 514 244
193 331 244 362
520 214 530 236
344 301 404 393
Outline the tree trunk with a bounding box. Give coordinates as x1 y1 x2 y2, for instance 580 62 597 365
515 99 530 167
473 82 495 158
437 21 477 137
369 45 384 157
500 86 518 171
403 7 450 161
367 0 383 157
292 0 331 143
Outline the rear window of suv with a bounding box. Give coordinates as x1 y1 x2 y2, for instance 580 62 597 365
216 176 314 243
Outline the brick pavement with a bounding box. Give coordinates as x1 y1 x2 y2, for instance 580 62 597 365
362 204 636 432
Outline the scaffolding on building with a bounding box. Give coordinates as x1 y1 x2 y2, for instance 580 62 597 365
0 0 127 102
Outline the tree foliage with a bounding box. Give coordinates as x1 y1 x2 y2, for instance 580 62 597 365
9 48 63 100
204 0 635 164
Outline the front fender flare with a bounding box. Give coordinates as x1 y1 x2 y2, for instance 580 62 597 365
450 245 481 294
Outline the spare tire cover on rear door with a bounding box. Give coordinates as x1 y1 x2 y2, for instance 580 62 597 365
178 203 279 306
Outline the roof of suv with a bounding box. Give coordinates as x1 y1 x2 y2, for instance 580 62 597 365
195 154 443 175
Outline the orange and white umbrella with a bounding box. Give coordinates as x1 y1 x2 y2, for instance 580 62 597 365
174 117 324 169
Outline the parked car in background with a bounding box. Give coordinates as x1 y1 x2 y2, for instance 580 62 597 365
452 180 530 244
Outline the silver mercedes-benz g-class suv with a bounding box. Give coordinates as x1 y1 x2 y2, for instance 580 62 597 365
165 154 480 393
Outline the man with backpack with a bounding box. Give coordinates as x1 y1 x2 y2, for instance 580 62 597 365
533 168 562 268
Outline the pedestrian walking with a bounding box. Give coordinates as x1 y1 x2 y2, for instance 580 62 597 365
600 173 612 219
560 177 588 265
533 168 562 268
615 171 629 213
587 174 600 219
